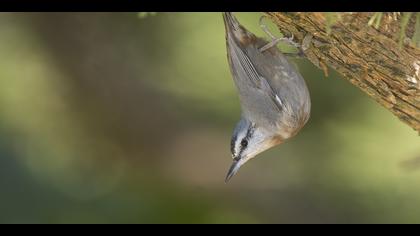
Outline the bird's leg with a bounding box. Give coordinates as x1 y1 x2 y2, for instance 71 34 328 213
259 16 282 52
259 15 300 53
259 15 278 41
258 15 310 59
284 34 313 58
259 15 281 52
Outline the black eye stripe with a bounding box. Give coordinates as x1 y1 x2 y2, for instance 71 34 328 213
240 123 254 150
241 139 248 147
231 122 255 156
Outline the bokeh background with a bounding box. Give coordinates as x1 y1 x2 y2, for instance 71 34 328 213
0 12 419 224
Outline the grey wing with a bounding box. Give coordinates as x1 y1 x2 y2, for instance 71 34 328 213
228 36 262 89
228 36 285 112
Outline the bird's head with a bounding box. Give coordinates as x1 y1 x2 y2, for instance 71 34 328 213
226 118 282 182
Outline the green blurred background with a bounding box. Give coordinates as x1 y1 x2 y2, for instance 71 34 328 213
0 12 419 224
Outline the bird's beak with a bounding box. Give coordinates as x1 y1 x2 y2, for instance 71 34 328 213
225 158 245 183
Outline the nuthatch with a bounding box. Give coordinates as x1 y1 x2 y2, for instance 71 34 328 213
223 12 311 182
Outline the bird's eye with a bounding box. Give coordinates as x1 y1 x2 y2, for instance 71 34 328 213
241 139 248 147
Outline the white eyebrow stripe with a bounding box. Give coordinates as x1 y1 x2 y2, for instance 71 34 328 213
232 127 248 158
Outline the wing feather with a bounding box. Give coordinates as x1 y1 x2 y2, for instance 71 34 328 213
228 36 284 111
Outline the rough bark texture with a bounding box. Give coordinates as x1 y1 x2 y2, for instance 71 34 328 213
266 12 420 132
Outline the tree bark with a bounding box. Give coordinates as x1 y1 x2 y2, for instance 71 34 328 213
266 12 420 132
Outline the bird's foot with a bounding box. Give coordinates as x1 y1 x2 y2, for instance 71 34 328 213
258 15 313 57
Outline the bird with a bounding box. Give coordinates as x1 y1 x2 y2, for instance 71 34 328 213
223 12 311 182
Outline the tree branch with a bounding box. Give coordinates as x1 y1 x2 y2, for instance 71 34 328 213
266 12 420 132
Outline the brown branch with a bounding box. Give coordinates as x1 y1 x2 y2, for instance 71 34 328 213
266 12 420 132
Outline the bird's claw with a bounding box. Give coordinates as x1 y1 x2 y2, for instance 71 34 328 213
258 15 301 52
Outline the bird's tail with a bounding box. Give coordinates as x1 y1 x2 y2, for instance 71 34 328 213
222 12 240 34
